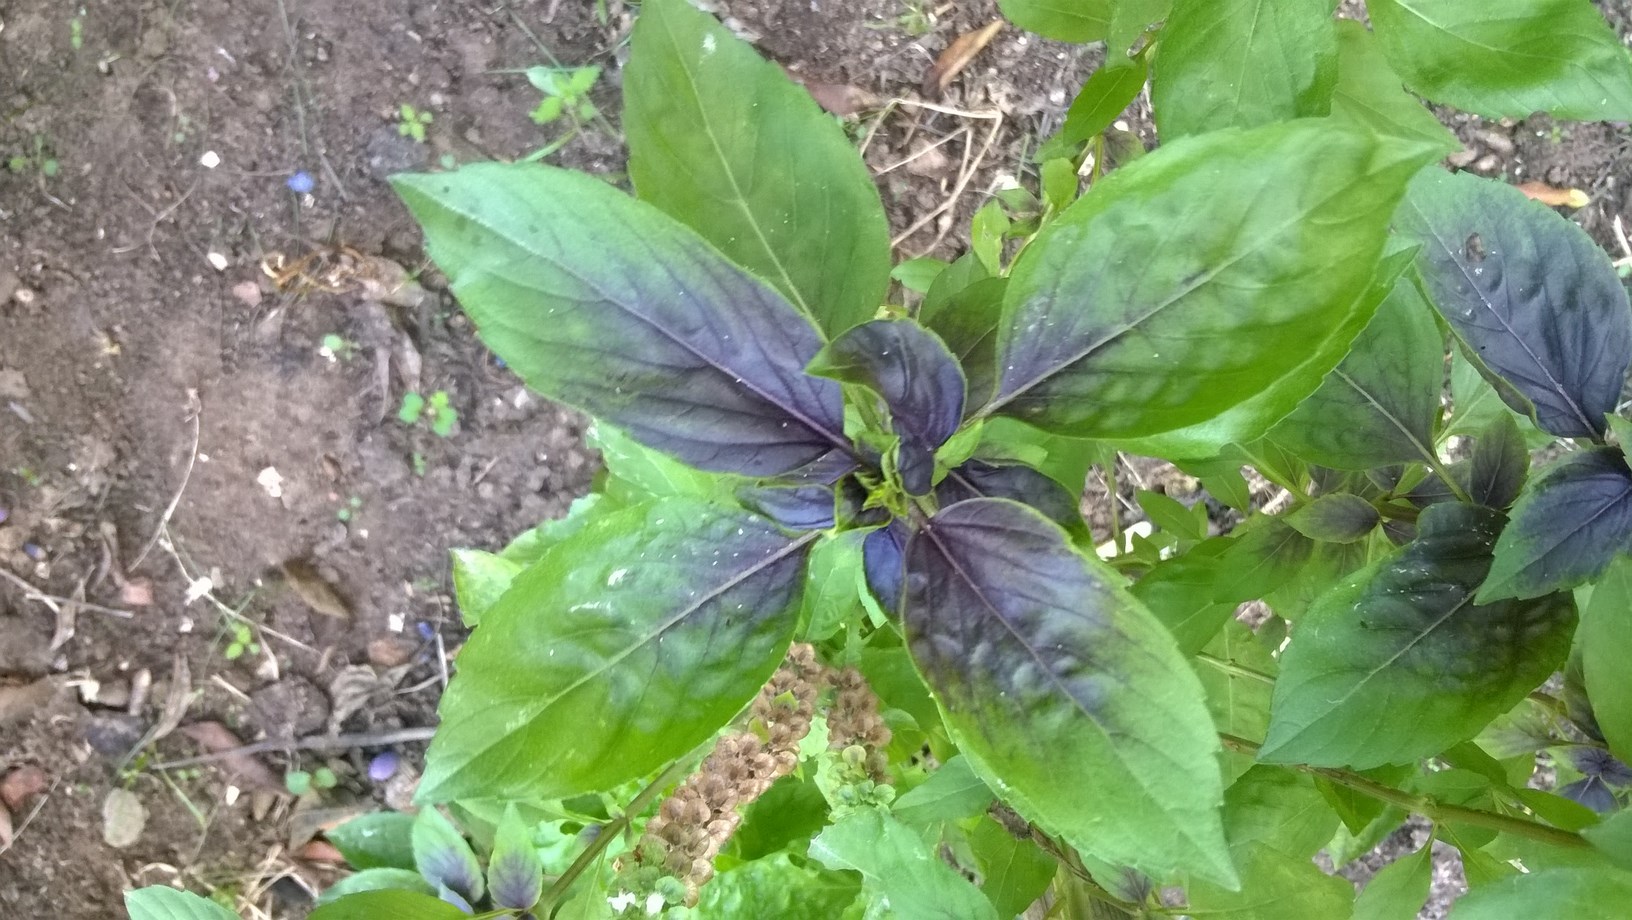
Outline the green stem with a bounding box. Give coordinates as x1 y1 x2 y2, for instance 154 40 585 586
540 748 708 916
1218 734 1591 851
1194 652 1275 685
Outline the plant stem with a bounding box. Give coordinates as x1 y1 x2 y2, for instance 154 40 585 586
540 749 706 916
1217 734 1591 851
1195 652 1275 685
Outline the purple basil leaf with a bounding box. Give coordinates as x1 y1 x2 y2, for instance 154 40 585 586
486 805 544 911
902 498 1234 884
863 521 909 613
1396 168 1632 440
393 164 849 477
737 482 835 530
437 884 475 914
1559 776 1619 814
1479 448 1632 602
808 319 966 495
778 449 861 485
937 459 1085 535
412 808 483 903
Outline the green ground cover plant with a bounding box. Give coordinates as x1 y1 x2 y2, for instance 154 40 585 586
131 0 1632 916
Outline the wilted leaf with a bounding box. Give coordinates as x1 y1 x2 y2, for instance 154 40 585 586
102 788 147 848
1516 181 1590 209
179 721 284 792
0 678 55 727
282 560 351 620
924 20 1004 97
0 766 48 811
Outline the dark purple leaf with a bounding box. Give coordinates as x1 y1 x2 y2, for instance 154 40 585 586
863 521 909 613
903 499 1234 885
1459 412 1529 510
394 165 850 477
808 319 966 495
1570 746 1632 787
737 482 835 530
413 809 483 903
1559 777 1618 814
436 885 474 914
1480 448 1632 601
936 460 1084 535
778 450 860 485
1396 168 1632 439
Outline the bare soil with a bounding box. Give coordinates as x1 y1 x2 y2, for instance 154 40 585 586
1 0 1628 918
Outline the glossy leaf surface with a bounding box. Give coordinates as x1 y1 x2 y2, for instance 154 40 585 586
421 499 807 802
1480 449 1632 601
1397 168 1631 440
1583 556 1632 764
808 809 998 920
809 319 966 494
904 499 1233 885
920 275 1005 410
394 165 847 476
1268 276 1444 470
987 119 1442 439
1153 0 1338 138
1262 503 1577 768
1369 0 1632 120
327 812 416 871
625 0 890 337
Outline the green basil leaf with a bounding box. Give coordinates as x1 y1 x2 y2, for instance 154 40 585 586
309 890 471 920
326 812 417 871
1046 57 1149 155
1152 0 1339 138
1327 20 1458 149
1285 494 1381 545
997 0 1111 42
1369 0 1632 120
420 499 809 802
809 809 999 920
968 817 1057 917
987 119 1441 440
1185 846 1355 920
1268 275 1444 471
450 549 525 628
891 755 995 830
1581 556 1632 765
1262 503 1577 768
1353 843 1432 920
315 868 438 906
1584 810 1632 872
695 852 863 919
625 0 890 338
1448 867 1632 919
125 888 242 920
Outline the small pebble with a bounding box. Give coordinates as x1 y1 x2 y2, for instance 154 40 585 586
21 543 43 562
368 750 400 782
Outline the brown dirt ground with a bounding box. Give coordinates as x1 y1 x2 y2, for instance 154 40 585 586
0 0 1628 918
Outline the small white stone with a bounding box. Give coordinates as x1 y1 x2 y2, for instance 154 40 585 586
206 251 229 271
256 466 284 498
199 150 221 169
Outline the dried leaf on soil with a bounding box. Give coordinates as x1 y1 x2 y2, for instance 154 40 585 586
367 637 415 668
0 801 11 849
119 577 154 607
1516 181 1590 209
281 560 351 619
0 677 55 726
0 766 48 811
179 721 284 792
923 20 1003 98
102 788 147 848
289 802 369 852
801 80 879 117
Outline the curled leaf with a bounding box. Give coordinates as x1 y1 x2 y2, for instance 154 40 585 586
1516 181 1590 209
924 20 1004 97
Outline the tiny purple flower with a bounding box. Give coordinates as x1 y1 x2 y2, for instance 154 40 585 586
368 750 400 782
0 507 9 525
417 621 436 641
21 542 44 561
286 171 315 195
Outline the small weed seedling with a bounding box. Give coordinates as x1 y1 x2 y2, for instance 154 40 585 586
284 767 338 796
335 495 362 523
69 10 84 51
223 621 259 661
527 65 601 127
6 135 59 178
396 104 433 143
318 333 358 362
398 390 457 437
